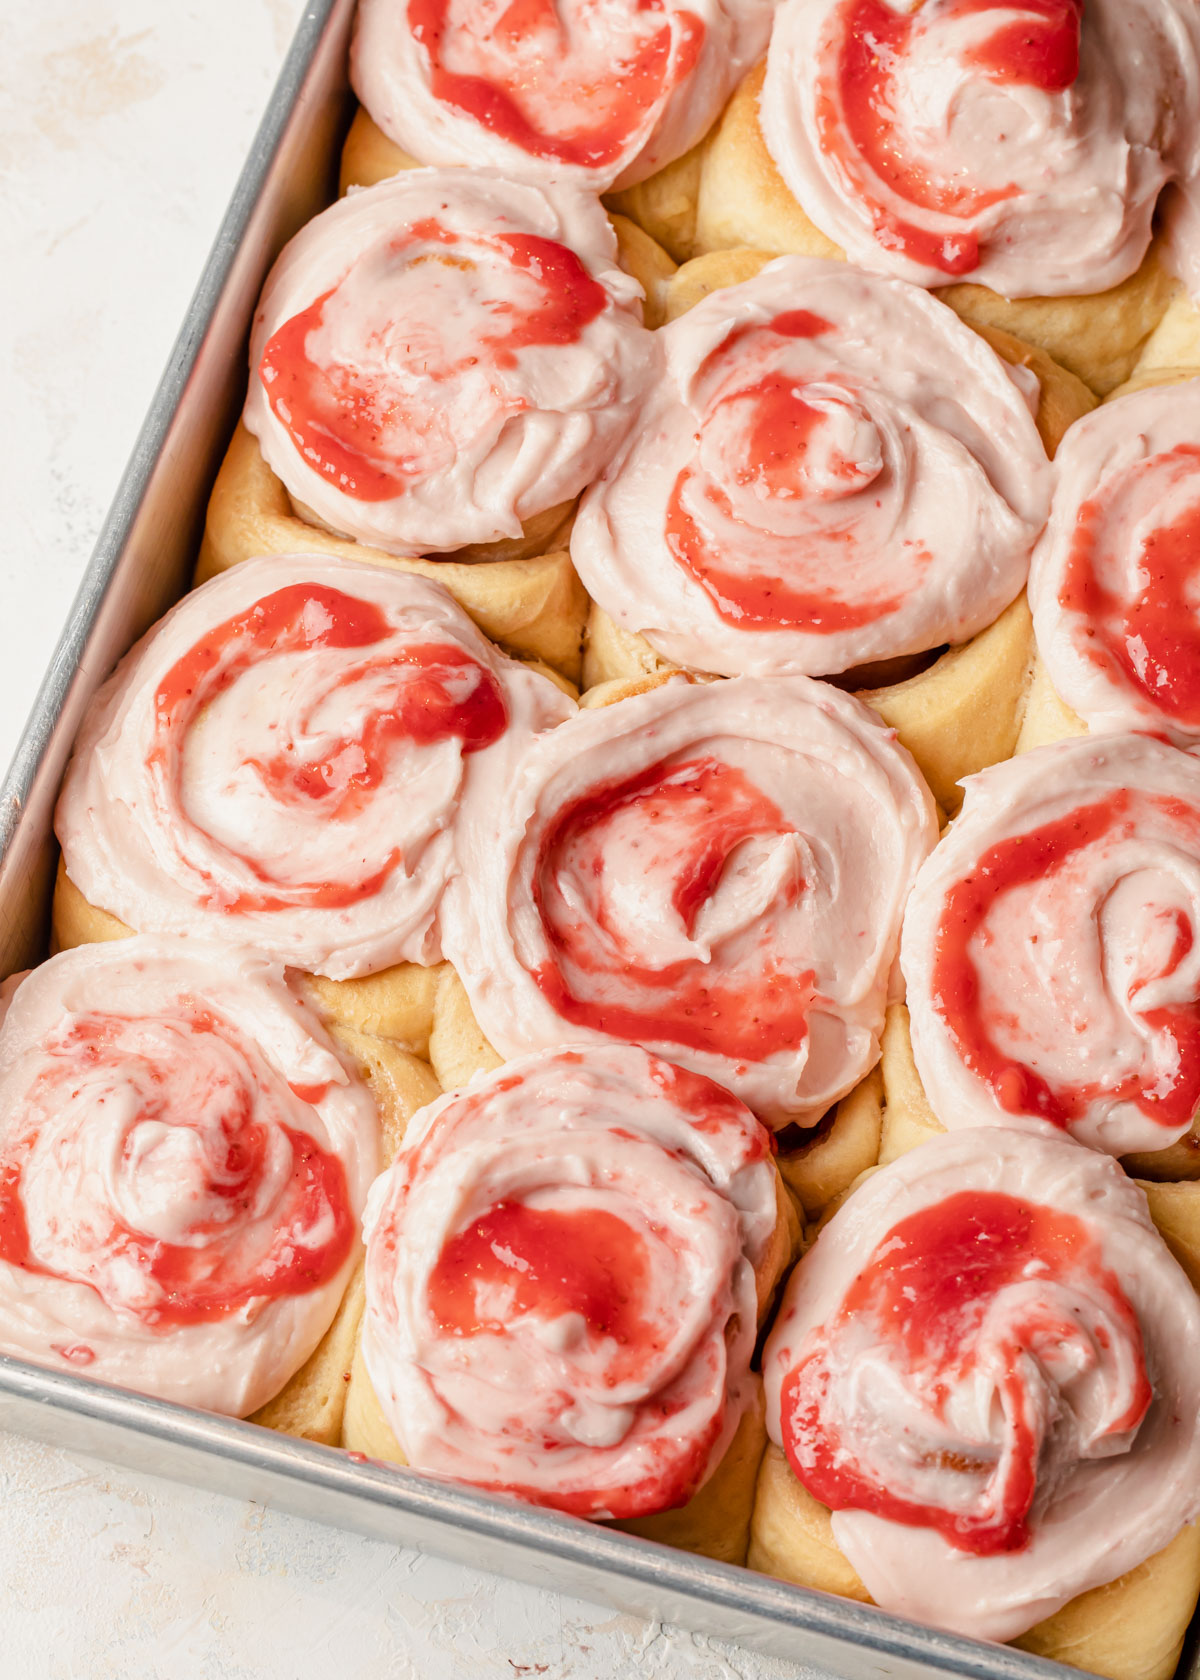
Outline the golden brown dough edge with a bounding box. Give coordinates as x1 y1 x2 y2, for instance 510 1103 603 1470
49 858 444 1444
692 61 1180 399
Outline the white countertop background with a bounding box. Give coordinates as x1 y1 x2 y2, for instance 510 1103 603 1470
0 5 825 1676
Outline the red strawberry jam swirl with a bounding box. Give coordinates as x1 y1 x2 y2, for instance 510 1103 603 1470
350 0 774 190
761 0 1200 296
901 733 1200 1157
1030 380 1200 740
360 1046 779 1518
570 256 1050 679
54 558 572 981
441 674 937 1126
243 172 652 555
0 939 379 1415
762 1127 1200 1642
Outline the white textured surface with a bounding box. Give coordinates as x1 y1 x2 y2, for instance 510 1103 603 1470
0 5 819 1676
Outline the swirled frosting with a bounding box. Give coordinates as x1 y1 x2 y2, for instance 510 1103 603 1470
350 0 774 191
55 556 573 979
763 1125 1200 1641
243 169 654 554
361 1044 777 1516
0 938 378 1414
1029 378 1200 741
761 0 1200 296
902 734 1200 1156
571 257 1050 676
441 676 937 1125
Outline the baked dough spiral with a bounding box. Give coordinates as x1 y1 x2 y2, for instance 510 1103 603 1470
571 256 1051 676
243 169 654 555
0 937 378 1415
350 0 774 191
442 674 937 1125
761 1124 1200 1643
360 1044 778 1517
54 556 572 980
902 733 1200 1156
761 0 1200 296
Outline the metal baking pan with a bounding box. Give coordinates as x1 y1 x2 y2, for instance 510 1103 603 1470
0 5 1185 1676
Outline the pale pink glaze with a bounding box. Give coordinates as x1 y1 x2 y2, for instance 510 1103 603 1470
361 1044 777 1517
441 675 938 1126
242 169 654 555
902 734 1200 1156
55 556 573 980
1030 378 1200 741
0 938 379 1416
763 1125 1200 1642
762 0 1200 297
351 0 775 191
572 257 1050 676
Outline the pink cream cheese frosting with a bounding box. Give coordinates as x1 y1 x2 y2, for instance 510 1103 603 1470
0 937 379 1415
54 556 573 980
1029 377 1200 742
571 256 1050 676
762 1124 1200 1642
440 674 938 1126
901 733 1200 1156
350 0 775 191
360 1044 778 1517
242 169 655 554
761 0 1200 296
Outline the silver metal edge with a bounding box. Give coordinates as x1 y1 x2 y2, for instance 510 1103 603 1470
0 6 1120 1676
0 0 341 847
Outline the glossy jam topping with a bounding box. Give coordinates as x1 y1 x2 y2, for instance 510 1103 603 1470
782 1187 1150 1554
361 1045 778 1518
2 1007 355 1328
532 755 817 1060
406 0 704 169
931 790 1200 1132
1058 445 1200 729
259 226 608 504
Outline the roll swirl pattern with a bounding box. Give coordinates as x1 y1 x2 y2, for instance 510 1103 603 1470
442 676 938 1125
571 257 1051 677
242 169 654 555
762 1125 1200 1641
0 938 379 1415
1030 377 1200 742
55 556 573 979
360 1045 778 1517
760 0 1200 296
902 734 1200 1156
350 0 775 191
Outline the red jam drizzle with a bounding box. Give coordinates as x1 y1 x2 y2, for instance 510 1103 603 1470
1060 445 1200 728
259 224 608 501
2 1012 356 1328
532 755 817 1059
152 582 506 913
407 0 704 169
818 0 1083 274
931 791 1200 1129
782 1189 1151 1555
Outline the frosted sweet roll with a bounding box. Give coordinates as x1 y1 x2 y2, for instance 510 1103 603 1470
0 938 378 1415
902 733 1200 1157
351 0 774 191
572 256 1051 677
758 1126 1200 1646
760 0 1200 296
243 169 654 555
1029 376 1200 743
54 556 572 979
442 675 938 1125
355 1045 781 1518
